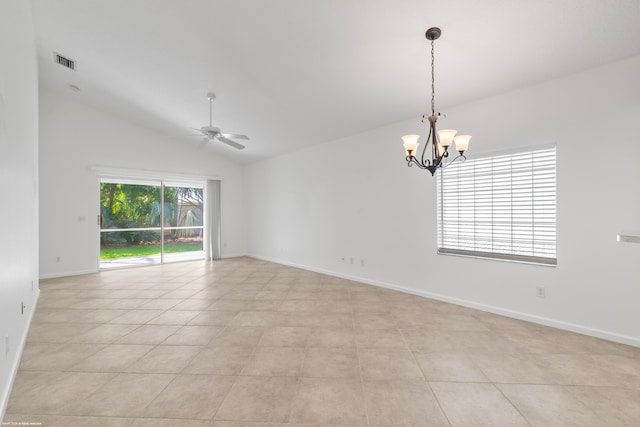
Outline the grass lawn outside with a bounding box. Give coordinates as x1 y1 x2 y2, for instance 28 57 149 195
100 242 203 259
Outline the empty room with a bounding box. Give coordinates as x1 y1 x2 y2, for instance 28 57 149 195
2 0 640 426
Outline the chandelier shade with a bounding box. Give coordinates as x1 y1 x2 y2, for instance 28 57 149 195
402 134 420 157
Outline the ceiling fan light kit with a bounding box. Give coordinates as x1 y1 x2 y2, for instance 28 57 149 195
197 92 249 150
402 27 471 176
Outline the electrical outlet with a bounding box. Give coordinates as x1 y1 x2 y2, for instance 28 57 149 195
536 286 546 298
360 259 365 267
5 335 8 355
56 256 61 262
340 256 345 263
349 257 354 265
21 301 25 314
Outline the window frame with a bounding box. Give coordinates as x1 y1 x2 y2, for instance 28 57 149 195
436 144 557 266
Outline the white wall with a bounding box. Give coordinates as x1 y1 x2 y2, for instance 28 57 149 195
0 0 40 420
39 89 246 278
247 55 640 346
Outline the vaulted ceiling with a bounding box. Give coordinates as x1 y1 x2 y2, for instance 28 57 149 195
32 0 640 163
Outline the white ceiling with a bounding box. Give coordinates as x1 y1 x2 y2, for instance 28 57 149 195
32 0 640 163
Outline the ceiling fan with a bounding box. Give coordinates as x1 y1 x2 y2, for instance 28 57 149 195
194 92 249 150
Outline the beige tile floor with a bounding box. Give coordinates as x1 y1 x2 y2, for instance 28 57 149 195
5 257 640 426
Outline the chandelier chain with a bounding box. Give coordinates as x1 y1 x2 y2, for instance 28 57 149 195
431 38 435 116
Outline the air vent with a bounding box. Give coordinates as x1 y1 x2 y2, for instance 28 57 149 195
54 52 76 71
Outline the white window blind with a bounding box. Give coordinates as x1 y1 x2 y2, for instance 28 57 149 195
437 145 556 265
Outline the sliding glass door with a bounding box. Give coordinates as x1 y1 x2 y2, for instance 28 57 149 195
99 178 204 269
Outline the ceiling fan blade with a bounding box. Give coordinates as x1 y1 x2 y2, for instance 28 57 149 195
198 137 209 149
221 133 250 140
217 136 245 150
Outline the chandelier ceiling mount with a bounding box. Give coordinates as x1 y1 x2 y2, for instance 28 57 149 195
425 27 441 41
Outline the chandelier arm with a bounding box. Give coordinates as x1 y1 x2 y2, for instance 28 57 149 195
420 121 433 167
429 115 439 167
408 157 428 169
431 122 437 166
439 153 467 169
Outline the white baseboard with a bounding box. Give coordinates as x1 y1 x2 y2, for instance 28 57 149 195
221 253 246 259
39 269 99 280
248 253 640 348
0 289 40 422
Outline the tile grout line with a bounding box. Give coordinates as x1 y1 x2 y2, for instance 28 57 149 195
285 272 304 424
352 295 371 427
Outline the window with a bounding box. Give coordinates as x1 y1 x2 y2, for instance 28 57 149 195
437 145 556 265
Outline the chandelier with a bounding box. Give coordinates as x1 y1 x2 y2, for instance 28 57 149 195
402 27 471 175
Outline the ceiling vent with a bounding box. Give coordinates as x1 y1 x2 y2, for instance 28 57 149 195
54 52 76 71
